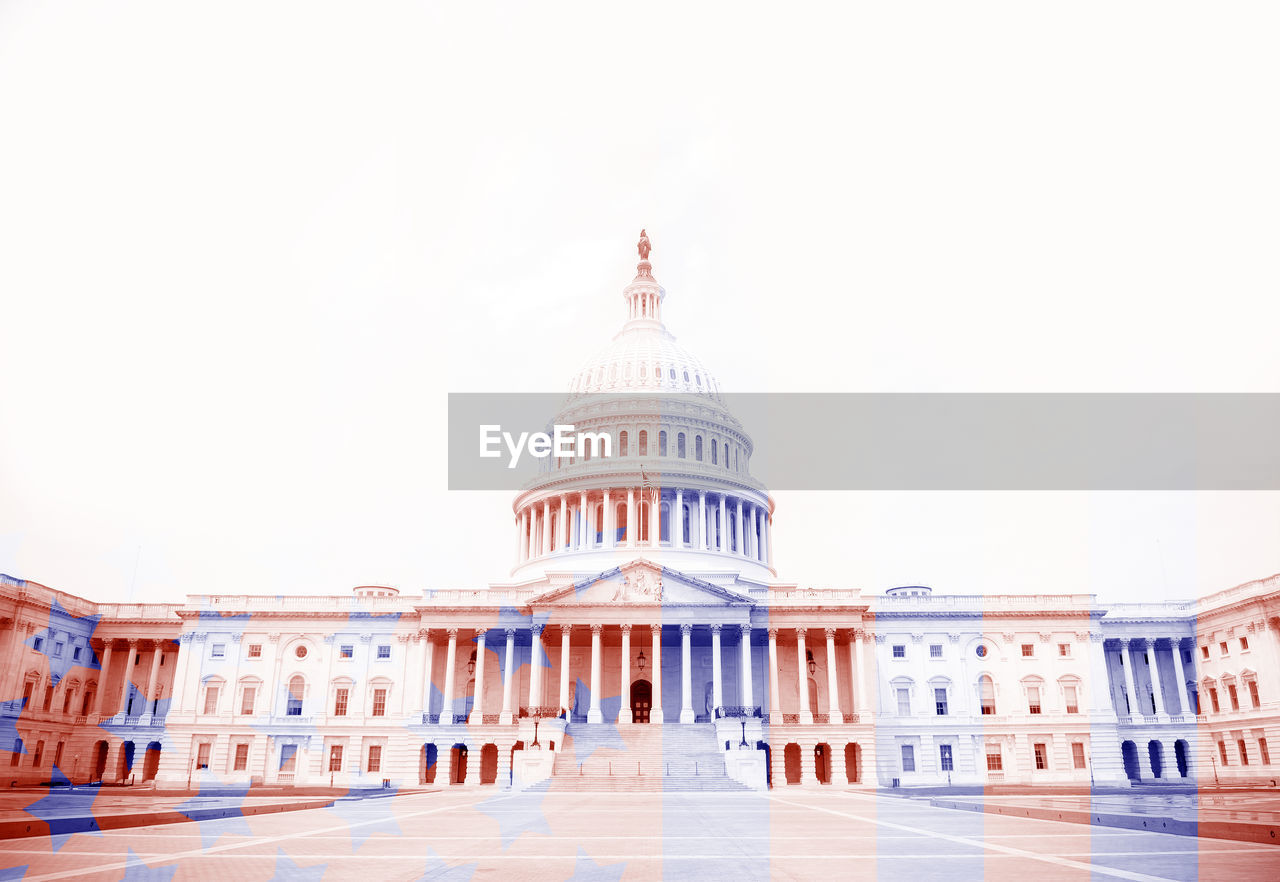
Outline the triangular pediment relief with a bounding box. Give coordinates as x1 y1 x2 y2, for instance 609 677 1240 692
528 559 754 608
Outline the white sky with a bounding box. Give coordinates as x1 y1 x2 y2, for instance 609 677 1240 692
2 2 1277 605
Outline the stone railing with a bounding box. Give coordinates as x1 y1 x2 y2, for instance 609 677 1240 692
714 706 761 719
523 706 564 720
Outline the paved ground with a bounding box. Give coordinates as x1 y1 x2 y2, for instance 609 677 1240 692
3 788 1279 881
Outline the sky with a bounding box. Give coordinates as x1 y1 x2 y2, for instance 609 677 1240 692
2 2 1277 606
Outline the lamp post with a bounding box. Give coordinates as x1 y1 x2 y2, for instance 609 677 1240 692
739 719 748 748
532 719 541 748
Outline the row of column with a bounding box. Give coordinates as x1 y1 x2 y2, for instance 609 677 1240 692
514 488 772 565
1112 636 1194 719
91 639 170 718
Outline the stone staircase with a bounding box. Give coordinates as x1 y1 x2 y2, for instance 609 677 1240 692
551 723 749 791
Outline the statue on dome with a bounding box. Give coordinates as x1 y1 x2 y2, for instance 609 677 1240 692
637 229 651 261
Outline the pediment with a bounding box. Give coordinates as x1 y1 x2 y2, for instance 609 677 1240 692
530 559 754 608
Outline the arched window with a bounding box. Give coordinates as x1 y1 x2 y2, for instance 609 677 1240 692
1021 677 1045 714
638 431 648 456
678 433 686 458
639 501 650 542
695 435 703 461
659 501 671 544
594 504 604 545
711 439 717 465
682 503 692 544
659 430 667 456
619 431 628 457
978 676 996 715
1058 676 1082 714
725 443 730 468
615 502 627 543
287 675 305 716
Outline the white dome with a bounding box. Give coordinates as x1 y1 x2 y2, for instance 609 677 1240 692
568 326 723 402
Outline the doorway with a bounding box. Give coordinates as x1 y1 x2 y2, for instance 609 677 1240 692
93 741 109 781
480 744 498 784
845 743 861 783
784 743 801 784
422 744 438 784
814 743 831 784
631 679 652 723
1175 739 1190 778
1121 740 1140 781
143 742 161 782
450 744 468 784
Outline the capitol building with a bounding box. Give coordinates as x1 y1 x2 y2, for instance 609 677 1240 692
3 236 1278 794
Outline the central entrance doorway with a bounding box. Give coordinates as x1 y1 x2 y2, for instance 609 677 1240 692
631 679 652 723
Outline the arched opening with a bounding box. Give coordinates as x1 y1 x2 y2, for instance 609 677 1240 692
639 502 650 543
845 743 861 783
619 431 628 457
286 675 304 716
681 504 691 545
594 504 603 545
92 741 109 781
659 501 671 544
450 744 468 784
1174 739 1190 778
814 743 831 784
480 744 499 784
1148 740 1164 779
422 744 438 784
1121 740 1140 781
784 743 802 784
630 679 652 723
510 741 523 787
695 435 703 461
807 678 819 716
638 430 648 456
119 741 136 781
142 741 161 782
658 430 667 456
615 502 627 544
678 432 686 458
979 675 996 714
758 741 772 787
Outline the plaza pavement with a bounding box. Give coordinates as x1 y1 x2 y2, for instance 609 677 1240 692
2 787 1279 881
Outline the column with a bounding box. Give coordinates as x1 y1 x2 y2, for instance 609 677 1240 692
626 489 636 548
679 624 694 723
797 629 812 724
1149 639 1167 717
469 630 487 724
603 489 614 548
648 490 659 547
674 489 684 548
519 509 529 562
698 491 707 550
650 625 664 724
542 500 552 556
740 625 754 709
117 640 138 715
764 513 772 567
420 629 435 717
440 628 458 725
559 496 568 550
718 496 727 551
619 625 632 724
750 506 759 560
825 628 841 724
768 629 782 719
500 628 517 724
515 512 523 563
735 499 744 555
579 492 588 549
93 642 114 716
1120 638 1139 719
711 625 723 713
559 625 572 716
588 624 603 724
144 642 163 716
528 625 544 710
1172 637 1191 715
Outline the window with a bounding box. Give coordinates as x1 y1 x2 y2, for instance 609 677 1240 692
9 740 20 766
340 645 353 659
638 430 648 456
934 687 948 716
1228 684 1239 711
1033 743 1048 770
329 745 343 772
367 745 382 773
334 688 349 716
211 644 225 659
43 686 53 712
1219 641 1229 656
1072 742 1087 769
1064 685 1079 714
975 644 988 658
1209 687 1220 713
372 688 387 717
62 690 74 714
1238 739 1250 765
376 645 391 660
1260 738 1271 765
695 435 703 461
1240 636 1250 651
1058 643 1071 657
32 741 44 767
900 745 915 772
72 646 82 661
203 685 220 715
240 687 256 716
896 688 910 716
53 642 64 658
33 637 44 652
985 744 1003 771
619 431 628 457
287 676 304 716
22 683 32 705
54 742 64 768
233 743 249 771
711 441 717 465
196 742 211 770
892 645 905 659
1027 686 1042 715
1021 644 1034 658
279 744 297 773
294 645 308 659
929 644 943 659
1249 680 1260 708
677 433 686 458
247 644 262 659
1201 645 1210 660
979 676 996 715
939 744 953 772
1217 741 1229 766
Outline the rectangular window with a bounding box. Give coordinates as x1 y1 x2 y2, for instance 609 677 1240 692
367 745 382 773
63 691 74 714
986 745 1003 771
33 637 43 652
1028 687 1042 715
929 644 943 659
240 687 256 716
1072 743 1087 769
329 745 343 772
372 688 387 717
233 743 249 771
1218 741 1229 765
1021 644 1034 658
32 741 44 767
900 745 915 772
72 646 82 661
934 687 948 716
196 742 211 769
247 644 262 659
286 693 302 716
279 744 297 773
1238 739 1250 766
1219 641 1229 656
1058 643 1071 657
377 645 391 660
1182 649 1191 664
54 742 64 768
1260 738 1271 765
1064 685 1079 714
43 687 53 712
340 645 354 660
1228 684 1239 711
1209 688 1220 713
9 740 20 766
53 642 64 658
892 645 905 659
1201 645 1210 660
1249 681 1260 708
203 686 219 715
334 688 349 716
1240 636 1250 651
896 688 910 716
211 643 225 658
939 744 953 771
1033 742 1047 770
